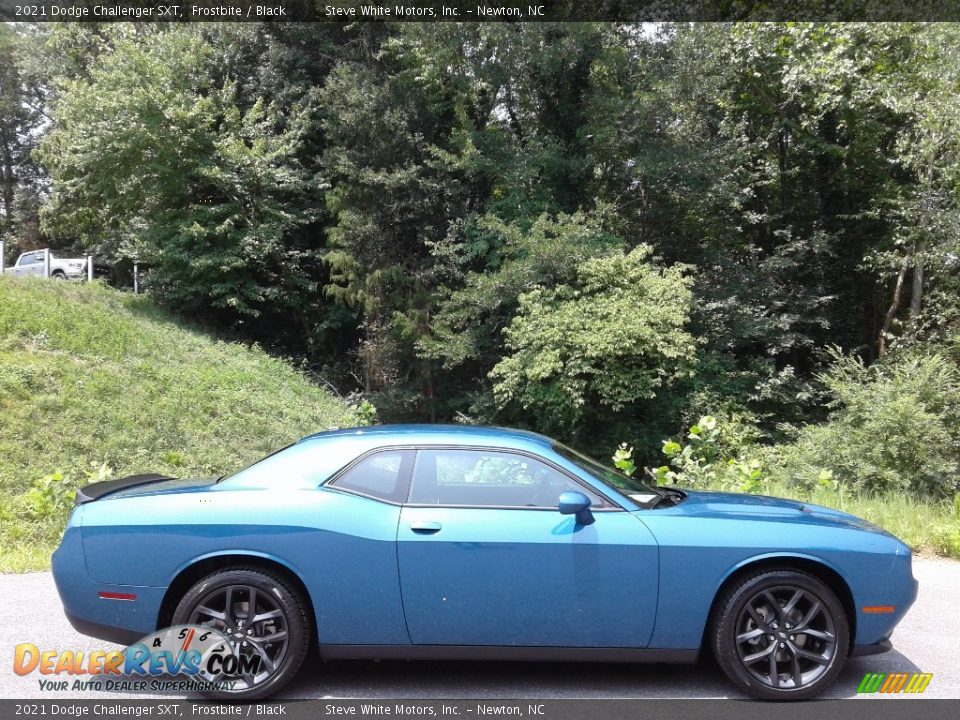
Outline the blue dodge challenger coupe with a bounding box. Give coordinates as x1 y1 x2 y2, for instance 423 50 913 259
53 425 917 700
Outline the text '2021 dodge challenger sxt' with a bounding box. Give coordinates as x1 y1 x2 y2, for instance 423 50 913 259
52 425 917 700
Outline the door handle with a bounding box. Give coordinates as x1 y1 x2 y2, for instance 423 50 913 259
410 521 442 534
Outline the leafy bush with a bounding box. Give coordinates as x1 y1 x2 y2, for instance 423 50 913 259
25 471 78 520
612 443 638 477
350 398 378 427
768 349 960 498
490 245 696 436
25 463 112 520
644 415 765 493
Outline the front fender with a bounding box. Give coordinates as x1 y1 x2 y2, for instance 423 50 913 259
638 510 917 650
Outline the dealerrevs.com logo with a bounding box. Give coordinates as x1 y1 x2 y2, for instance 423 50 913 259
14 625 261 693
857 672 933 694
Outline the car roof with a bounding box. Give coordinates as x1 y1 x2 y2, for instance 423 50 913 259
300 424 556 452
222 423 640 510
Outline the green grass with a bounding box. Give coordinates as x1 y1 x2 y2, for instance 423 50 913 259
754 481 960 559
0 277 359 572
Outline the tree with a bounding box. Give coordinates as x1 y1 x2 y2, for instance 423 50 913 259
35 25 333 353
871 25 960 351
0 25 46 253
421 211 622 369
490 245 696 437
318 30 467 412
26 20 960 460
645 24 921 428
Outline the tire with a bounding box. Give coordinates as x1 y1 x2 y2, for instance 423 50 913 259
171 567 311 700
52 271 66 280
710 569 849 700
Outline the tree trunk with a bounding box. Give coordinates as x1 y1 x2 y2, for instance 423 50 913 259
910 259 923 324
778 127 789 217
0 127 14 232
878 254 910 356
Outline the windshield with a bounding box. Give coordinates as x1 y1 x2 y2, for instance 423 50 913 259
551 443 662 508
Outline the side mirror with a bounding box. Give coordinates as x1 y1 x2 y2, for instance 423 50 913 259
558 490 595 526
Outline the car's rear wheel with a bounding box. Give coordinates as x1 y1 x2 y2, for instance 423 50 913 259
711 569 849 700
171 568 311 700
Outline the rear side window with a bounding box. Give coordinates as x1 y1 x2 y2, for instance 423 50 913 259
329 450 413 503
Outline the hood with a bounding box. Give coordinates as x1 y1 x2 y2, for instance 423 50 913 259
670 488 889 535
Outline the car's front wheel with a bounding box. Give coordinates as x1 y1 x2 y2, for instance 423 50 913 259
171 567 311 700
711 569 849 700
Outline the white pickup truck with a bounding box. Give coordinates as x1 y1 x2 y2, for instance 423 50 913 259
5 250 88 280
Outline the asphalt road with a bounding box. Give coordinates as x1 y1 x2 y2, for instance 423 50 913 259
1 558 957 700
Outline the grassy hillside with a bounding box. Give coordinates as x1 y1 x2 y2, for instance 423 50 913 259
0 277 360 571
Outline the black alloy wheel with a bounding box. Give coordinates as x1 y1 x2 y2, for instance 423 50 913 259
172 568 310 700
711 569 849 700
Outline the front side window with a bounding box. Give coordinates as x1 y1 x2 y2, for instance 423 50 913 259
408 448 607 508
20 253 38 266
329 450 413 503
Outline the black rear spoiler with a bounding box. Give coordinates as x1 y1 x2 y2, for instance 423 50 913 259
75 473 174 505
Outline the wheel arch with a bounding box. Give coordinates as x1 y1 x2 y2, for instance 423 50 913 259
703 553 857 656
156 552 318 645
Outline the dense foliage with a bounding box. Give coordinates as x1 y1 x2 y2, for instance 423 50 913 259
769 349 960 497
491 245 695 438
3 21 960 500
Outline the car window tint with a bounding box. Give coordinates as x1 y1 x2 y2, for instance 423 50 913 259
409 449 605 508
330 450 412 503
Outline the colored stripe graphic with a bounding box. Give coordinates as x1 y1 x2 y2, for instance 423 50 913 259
858 673 885 693
905 673 933 694
858 672 932 694
880 673 908 693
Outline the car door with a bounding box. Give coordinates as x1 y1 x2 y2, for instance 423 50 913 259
27 252 46 277
12 252 37 277
397 447 659 648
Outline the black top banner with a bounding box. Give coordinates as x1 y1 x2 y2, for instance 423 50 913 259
1 0 960 22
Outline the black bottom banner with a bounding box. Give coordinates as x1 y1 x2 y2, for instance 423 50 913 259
4 700 959 720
